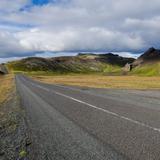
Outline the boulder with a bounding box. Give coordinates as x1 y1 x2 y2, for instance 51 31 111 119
122 63 132 72
0 64 8 74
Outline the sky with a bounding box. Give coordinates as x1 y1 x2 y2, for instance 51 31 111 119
0 0 160 62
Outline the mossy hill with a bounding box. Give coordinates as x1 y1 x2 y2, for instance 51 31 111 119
7 53 134 74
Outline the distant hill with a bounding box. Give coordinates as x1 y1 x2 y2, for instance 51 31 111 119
7 53 135 74
6 48 160 76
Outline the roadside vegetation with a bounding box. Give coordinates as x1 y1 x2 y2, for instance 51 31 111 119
31 74 160 90
0 74 29 159
0 75 14 104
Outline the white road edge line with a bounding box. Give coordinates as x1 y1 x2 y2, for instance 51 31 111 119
31 81 160 133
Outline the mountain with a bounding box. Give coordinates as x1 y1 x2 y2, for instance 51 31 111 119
130 47 160 76
7 53 135 74
132 47 160 67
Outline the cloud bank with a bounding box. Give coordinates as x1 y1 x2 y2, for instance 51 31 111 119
0 0 160 58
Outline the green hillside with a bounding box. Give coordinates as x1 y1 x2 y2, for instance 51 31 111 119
7 54 134 74
131 63 160 76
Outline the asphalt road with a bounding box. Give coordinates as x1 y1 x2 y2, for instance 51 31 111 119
16 75 160 160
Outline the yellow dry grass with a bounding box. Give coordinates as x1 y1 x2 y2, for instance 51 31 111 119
32 75 160 90
0 74 14 104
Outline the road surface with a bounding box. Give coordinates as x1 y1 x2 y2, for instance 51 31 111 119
16 75 160 160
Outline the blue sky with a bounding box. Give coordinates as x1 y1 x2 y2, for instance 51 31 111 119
0 0 160 61
32 0 49 5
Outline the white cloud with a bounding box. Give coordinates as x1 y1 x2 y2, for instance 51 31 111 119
0 0 27 12
0 30 25 57
113 52 141 59
15 27 145 52
0 0 160 58
124 17 160 30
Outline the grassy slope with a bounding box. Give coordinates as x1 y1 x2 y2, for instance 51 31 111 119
8 56 160 76
7 55 125 75
131 63 160 76
8 63 122 75
8 60 160 76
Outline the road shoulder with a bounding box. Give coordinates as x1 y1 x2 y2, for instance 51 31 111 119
0 79 30 160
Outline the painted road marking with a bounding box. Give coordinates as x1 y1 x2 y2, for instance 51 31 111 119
28 79 160 133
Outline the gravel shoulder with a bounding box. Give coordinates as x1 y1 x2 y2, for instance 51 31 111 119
0 79 30 160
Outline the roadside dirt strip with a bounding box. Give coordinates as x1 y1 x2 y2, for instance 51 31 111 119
0 83 30 160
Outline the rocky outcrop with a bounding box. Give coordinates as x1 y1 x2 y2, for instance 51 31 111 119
122 63 132 72
123 47 160 73
0 64 8 74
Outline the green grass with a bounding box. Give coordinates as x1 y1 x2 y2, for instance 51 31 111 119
131 63 160 76
103 64 121 73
